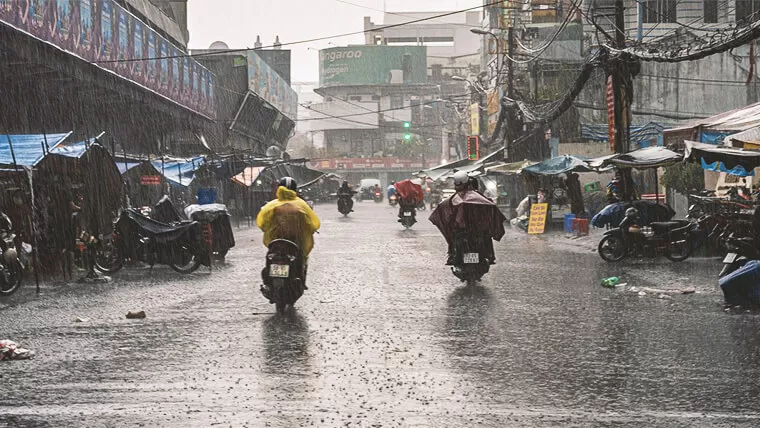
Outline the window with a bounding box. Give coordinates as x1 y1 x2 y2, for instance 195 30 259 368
736 0 760 22
349 96 362 101
642 0 677 23
704 0 718 23
390 94 404 110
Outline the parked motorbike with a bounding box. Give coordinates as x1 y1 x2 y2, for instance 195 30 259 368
597 220 697 262
0 213 24 296
719 234 758 278
95 208 210 274
388 194 398 207
337 193 354 216
451 230 491 285
261 239 306 314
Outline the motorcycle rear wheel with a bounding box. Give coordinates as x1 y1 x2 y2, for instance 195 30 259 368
665 238 691 262
598 236 626 262
94 241 124 274
0 259 23 296
169 246 202 274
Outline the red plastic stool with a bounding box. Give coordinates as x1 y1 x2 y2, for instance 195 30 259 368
572 218 589 236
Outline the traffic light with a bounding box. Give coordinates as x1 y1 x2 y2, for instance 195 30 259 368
403 121 412 142
467 136 480 160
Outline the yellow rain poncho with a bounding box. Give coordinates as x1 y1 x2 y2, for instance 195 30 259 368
256 186 321 258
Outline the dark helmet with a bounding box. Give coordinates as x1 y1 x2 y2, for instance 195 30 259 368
625 207 639 218
279 176 297 191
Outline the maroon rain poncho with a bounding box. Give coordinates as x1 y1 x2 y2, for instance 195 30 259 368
429 190 507 247
394 179 424 205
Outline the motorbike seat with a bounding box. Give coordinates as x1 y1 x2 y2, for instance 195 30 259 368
650 221 690 234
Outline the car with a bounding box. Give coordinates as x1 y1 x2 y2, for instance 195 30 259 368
357 178 382 200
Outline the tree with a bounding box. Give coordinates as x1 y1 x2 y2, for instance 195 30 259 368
661 163 705 194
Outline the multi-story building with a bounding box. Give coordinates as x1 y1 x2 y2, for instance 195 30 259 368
305 11 481 182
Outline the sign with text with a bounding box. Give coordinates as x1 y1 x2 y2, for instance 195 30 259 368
470 103 480 135
140 175 161 185
606 75 615 153
308 158 426 170
528 203 549 234
0 0 216 118
247 52 298 120
319 46 427 88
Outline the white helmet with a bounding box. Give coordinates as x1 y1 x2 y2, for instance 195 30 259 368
453 171 469 185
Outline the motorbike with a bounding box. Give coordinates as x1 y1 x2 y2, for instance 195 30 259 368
261 239 306 314
429 192 442 210
373 190 384 203
337 193 354 216
451 230 491 285
719 234 758 278
0 213 24 296
388 194 398 207
597 220 697 262
399 206 417 229
95 208 210 274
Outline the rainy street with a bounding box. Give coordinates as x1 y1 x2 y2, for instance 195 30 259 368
1 202 759 427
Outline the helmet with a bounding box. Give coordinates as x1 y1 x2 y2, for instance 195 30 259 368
453 171 469 185
625 207 639 218
278 176 297 191
391 181 396 185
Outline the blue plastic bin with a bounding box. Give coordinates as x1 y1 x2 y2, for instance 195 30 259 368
563 214 576 233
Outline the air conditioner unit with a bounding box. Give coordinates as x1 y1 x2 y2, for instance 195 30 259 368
389 69 403 84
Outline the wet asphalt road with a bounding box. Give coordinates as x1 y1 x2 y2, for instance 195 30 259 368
2 201 760 427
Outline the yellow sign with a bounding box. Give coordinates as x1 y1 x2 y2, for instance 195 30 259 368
527 203 549 235
470 103 480 135
487 89 500 116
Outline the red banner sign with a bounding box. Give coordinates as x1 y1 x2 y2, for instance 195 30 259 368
140 175 161 185
309 158 426 170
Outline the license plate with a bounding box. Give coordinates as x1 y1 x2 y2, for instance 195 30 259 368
723 253 738 264
463 253 479 264
269 264 290 278
404 212 412 217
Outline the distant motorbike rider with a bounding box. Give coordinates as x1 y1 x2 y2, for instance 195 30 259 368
337 181 356 212
395 179 424 221
256 177 321 298
387 182 397 199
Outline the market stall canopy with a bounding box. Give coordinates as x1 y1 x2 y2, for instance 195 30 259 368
684 140 760 176
49 133 105 158
523 155 594 176
231 166 267 187
667 101 760 134
152 156 206 187
485 159 537 175
0 132 71 166
601 146 682 169
421 158 473 181
724 127 760 147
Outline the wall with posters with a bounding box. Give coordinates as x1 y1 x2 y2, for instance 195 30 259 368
247 51 297 121
0 0 215 118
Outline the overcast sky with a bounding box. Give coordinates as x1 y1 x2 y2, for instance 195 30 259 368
187 0 482 83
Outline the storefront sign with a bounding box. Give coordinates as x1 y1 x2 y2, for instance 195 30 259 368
140 175 161 185
470 103 480 135
0 0 216 118
606 75 615 153
247 52 298 120
309 158 426 170
528 203 549 234
319 46 427 87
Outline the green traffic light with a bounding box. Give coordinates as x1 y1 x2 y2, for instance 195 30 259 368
403 122 411 129
403 133 412 141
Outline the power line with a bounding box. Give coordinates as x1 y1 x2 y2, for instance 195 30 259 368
94 1 506 64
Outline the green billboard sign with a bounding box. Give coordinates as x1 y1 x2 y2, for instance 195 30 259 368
319 46 427 87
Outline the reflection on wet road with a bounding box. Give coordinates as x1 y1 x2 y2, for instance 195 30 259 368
2 202 760 426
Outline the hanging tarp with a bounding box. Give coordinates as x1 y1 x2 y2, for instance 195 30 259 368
485 159 537 175
49 134 105 158
117 162 143 175
602 146 682 169
700 159 755 177
685 140 760 175
523 155 593 176
0 133 71 166
152 156 206 187
231 166 267 187
581 122 667 147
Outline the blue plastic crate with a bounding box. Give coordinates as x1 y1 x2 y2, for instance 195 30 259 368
563 214 576 233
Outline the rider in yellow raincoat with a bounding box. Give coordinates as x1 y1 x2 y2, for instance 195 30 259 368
256 177 320 260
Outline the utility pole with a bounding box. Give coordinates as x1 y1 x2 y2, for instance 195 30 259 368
612 0 635 200
504 25 518 162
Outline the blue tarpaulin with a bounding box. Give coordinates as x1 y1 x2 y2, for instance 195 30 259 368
151 157 205 187
523 155 593 176
49 134 104 158
700 159 755 177
0 133 71 166
117 162 143 175
581 122 668 148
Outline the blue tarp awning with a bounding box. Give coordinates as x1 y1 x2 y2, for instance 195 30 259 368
117 162 143 175
523 155 593 176
151 156 206 187
49 134 105 158
0 132 71 166
581 122 668 148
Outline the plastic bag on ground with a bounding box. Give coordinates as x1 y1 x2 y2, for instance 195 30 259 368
0 339 35 361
